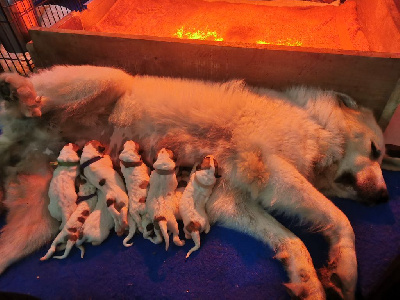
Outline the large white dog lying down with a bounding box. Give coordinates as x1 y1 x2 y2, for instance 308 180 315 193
0 65 388 300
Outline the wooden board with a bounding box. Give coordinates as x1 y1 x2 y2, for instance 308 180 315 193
29 26 400 124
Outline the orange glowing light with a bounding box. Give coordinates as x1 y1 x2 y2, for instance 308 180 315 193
257 39 303 47
174 26 223 41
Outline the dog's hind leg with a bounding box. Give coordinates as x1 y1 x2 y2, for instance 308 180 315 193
261 155 357 300
208 189 325 300
0 171 59 274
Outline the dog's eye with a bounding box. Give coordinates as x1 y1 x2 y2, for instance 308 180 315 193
334 172 356 187
371 141 381 160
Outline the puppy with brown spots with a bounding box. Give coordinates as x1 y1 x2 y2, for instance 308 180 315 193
80 140 129 235
180 155 219 258
145 148 185 250
75 188 115 247
40 175 98 260
48 143 81 230
119 140 150 247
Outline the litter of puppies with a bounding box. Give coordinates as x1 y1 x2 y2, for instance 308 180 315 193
43 140 219 259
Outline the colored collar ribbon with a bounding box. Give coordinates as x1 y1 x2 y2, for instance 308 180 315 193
121 160 143 168
50 161 80 167
155 169 176 175
80 156 103 172
76 192 97 204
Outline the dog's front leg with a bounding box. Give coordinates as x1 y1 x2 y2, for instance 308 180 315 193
261 155 357 300
0 171 59 274
207 188 325 300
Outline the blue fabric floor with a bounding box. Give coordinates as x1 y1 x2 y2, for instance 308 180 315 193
0 170 399 300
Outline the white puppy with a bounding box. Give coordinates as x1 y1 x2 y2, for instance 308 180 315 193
40 175 98 260
76 189 114 247
145 148 185 250
80 140 129 235
48 143 80 230
180 155 219 258
119 140 150 247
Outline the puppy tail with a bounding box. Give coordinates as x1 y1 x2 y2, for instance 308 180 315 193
123 216 136 247
159 220 169 251
0 172 59 274
186 231 201 260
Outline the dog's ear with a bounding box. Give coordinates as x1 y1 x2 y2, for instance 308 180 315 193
97 145 106 153
336 92 358 110
166 149 176 162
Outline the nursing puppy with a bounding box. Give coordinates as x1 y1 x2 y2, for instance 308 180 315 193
0 65 389 300
76 189 115 247
41 175 98 260
119 140 150 247
180 155 218 259
80 140 129 235
146 148 185 251
48 143 80 230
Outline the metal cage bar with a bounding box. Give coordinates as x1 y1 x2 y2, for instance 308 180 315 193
0 0 85 75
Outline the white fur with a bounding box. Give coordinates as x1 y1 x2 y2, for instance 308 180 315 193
76 189 114 247
145 148 185 250
80 141 129 235
180 156 217 258
48 143 80 230
0 65 389 300
119 140 150 246
41 175 98 260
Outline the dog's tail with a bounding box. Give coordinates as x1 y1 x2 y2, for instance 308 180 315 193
123 215 137 247
0 172 59 274
154 216 169 251
186 231 201 260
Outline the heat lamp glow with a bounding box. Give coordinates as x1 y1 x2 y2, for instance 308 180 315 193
84 0 369 51
174 26 224 42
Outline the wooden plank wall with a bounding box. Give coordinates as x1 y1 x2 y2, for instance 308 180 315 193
29 27 400 124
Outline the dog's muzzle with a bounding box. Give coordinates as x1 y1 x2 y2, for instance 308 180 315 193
360 188 390 206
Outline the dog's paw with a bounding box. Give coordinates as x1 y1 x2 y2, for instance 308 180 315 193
319 251 357 300
0 72 41 117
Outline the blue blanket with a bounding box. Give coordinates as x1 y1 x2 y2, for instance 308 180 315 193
0 170 399 300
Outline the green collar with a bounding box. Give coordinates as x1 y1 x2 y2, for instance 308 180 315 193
54 161 80 167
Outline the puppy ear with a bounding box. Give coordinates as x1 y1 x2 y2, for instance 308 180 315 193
336 92 358 110
97 145 106 153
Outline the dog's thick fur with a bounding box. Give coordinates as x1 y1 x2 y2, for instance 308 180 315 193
0 65 389 300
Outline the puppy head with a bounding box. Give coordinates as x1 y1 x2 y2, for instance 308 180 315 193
82 140 106 158
153 148 176 171
119 140 141 162
58 143 80 163
195 155 219 186
332 108 388 205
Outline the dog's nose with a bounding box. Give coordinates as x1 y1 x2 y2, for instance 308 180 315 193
377 189 390 203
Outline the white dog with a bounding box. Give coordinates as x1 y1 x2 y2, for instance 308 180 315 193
180 155 218 258
80 140 129 235
40 175 98 260
145 148 185 250
48 143 80 230
75 189 114 247
0 65 390 300
119 140 150 246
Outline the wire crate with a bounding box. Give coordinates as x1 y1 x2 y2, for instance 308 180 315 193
0 0 85 75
